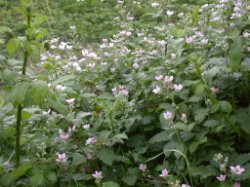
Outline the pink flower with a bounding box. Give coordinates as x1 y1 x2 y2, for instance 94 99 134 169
59 129 70 140
173 84 183 91
83 124 90 130
86 137 97 145
230 165 245 175
56 153 68 162
181 184 191 187
159 168 169 178
155 75 164 81
92 171 103 181
233 182 241 187
139 164 147 172
164 76 174 83
153 86 161 94
163 111 173 120
186 36 194 44
210 86 219 94
86 152 94 160
216 174 226 181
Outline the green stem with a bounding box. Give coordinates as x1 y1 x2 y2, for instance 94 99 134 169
15 6 31 167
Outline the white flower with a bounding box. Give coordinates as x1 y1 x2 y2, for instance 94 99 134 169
166 10 174 16
171 53 177 59
86 137 97 145
56 85 66 91
151 2 160 7
163 111 173 120
201 38 208 44
65 98 75 104
173 84 183 91
153 86 161 94
181 184 191 187
56 153 68 162
133 63 140 69
243 32 250 38
159 168 169 178
164 76 174 83
83 124 90 130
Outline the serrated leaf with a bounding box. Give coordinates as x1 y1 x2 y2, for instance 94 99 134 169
72 153 87 166
103 181 120 187
98 146 116 166
30 173 43 187
7 82 30 106
219 101 233 114
30 45 40 64
193 108 209 123
122 168 138 186
8 162 32 180
229 37 242 67
148 131 170 144
190 165 217 179
195 84 205 96
6 38 21 55
235 106 250 134
28 80 48 106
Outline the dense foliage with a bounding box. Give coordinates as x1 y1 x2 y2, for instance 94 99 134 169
0 0 250 186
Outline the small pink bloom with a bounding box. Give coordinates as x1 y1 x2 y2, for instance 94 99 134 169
92 171 103 181
153 86 161 94
233 182 241 187
163 111 173 120
186 36 194 44
181 184 191 187
86 137 97 145
216 174 226 181
159 168 169 178
173 84 183 91
210 86 219 94
155 75 164 81
56 153 68 162
59 129 70 140
230 165 245 175
139 164 147 172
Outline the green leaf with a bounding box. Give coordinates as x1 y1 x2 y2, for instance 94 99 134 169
28 80 48 106
44 171 57 183
148 131 170 144
30 45 40 64
122 168 138 186
235 106 250 134
189 133 207 153
229 37 242 67
7 82 30 106
30 173 43 187
193 108 209 123
219 101 233 114
98 146 116 166
102 181 120 187
3 127 16 139
8 162 32 180
195 84 205 96
6 38 21 55
190 165 217 179
22 110 31 120
72 153 87 166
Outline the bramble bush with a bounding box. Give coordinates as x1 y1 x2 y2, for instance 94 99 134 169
0 0 250 186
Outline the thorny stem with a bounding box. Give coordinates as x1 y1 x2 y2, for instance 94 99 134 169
16 6 31 167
